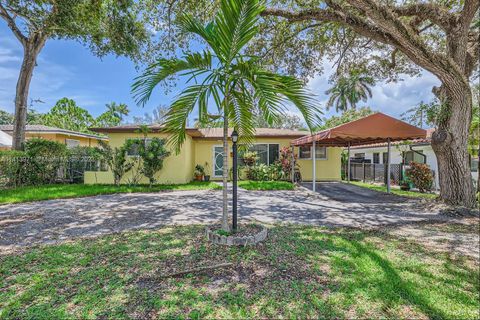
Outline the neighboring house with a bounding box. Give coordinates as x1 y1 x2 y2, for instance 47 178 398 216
0 125 108 148
85 125 343 185
0 129 12 150
349 128 479 188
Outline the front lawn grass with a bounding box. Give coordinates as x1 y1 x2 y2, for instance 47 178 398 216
238 180 294 190
1 225 478 319
350 181 437 199
0 181 221 204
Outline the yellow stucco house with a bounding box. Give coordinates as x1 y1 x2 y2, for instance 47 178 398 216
0 125 108 148
85 125 342 185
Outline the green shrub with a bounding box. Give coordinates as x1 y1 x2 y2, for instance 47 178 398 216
24 138 67 157
406 162 433 192
245 163 284 181
68 146 101 158
139 138 170 185
0 139 70 187
241 151 259 166
97 141 133 186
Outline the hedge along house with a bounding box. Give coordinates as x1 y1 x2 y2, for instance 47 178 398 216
84 125 343 185
0 125 108 148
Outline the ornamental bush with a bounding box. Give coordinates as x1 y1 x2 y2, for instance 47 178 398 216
405 161 433 193
138 138 170 186
0 139 71 187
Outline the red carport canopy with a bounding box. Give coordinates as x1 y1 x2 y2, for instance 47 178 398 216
291 112 426 147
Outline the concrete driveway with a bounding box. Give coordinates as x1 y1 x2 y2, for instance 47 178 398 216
0 183 447 253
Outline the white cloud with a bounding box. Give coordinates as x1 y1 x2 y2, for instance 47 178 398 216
0 47 21 63
306 62 441 119
0 37 101 114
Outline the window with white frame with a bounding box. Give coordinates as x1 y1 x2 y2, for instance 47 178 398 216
298 145 327 159
404 150 426 164
65 139 80 149
240 143 279 165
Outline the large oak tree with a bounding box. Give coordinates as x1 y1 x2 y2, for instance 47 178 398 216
0 0 147 150
136 0 479 207
257 0 479 208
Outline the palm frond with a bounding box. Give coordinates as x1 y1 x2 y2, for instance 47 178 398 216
177 14 224 59
271 74 321 130
162 84 210 153
215 0 264 63
132 52 213 107
230 87 256 145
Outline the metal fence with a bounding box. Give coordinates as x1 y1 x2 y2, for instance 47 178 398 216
345 163 436 187
0 156 106 188
346 163 403 185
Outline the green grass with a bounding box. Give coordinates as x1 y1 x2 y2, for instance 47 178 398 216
0 182 221 204
238 180 295 190
350 181 437 199
0 225 478 319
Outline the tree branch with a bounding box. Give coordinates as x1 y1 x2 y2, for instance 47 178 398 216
259 22 323 61
261 7 398 48
0 3 27 45
391 2 457 33
262 2 467 87
461 0 480 28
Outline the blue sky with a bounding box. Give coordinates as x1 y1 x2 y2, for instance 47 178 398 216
0 23 440 125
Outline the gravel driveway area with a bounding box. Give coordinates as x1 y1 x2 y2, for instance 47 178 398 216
0 184 451 253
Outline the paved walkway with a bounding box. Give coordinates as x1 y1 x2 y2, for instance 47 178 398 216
0 184 450 253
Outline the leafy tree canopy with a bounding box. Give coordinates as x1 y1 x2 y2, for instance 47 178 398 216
0 110 14 125
132 105 170 124
255 112 306 130
0 108 46 125
96 102 130 127
41 98 96 133
0 0 147 59
325 70 375 112
40 98 129 133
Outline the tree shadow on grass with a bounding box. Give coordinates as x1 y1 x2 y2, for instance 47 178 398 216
289 226 478 319
1 225 478 319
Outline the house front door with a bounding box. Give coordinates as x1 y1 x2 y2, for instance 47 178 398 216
213 146 224 177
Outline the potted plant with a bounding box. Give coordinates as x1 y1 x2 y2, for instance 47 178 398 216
399 179 411 191
203 162 211 182
194 164 205 181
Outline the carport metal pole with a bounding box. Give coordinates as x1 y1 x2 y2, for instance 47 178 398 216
347 142 351 183
387 138 391 193
291 146 295 183
312 139 316 192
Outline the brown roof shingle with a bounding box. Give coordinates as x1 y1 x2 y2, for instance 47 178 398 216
89 125 309 139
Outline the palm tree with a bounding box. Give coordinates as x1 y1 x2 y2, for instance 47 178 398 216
325 72 374 112
106 102 129 122
132 0 319 231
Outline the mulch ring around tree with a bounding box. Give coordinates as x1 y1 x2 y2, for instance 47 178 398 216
206 223 268 246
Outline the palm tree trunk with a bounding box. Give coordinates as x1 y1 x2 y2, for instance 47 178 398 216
222 107 230 231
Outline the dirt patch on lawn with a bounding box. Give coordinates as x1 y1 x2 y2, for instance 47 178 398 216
387 217 480 259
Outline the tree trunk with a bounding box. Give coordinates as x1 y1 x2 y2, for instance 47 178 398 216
477 147 480 195
431 84 476 208
222 108 230 231
12 39 45 150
